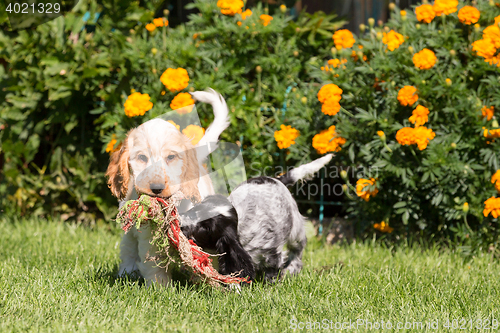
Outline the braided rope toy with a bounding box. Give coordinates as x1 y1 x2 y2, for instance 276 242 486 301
116 194 249 287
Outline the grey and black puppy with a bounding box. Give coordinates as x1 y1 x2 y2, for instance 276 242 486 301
181 154 333 283
230 154 332 282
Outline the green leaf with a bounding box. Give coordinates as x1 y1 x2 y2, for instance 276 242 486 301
43 62 69 76
48 86 72 102
64 120 78 134
83 68 99 78
393 201 407 209
349 144 355 163
402 210 410 225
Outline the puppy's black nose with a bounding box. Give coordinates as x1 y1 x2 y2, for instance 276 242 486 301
150 184 164 195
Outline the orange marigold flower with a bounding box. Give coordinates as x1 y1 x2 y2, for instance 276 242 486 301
458 6 480 25
397 86 418 106
217 0 244 16
433 0 458 16
145 23 156 32
321 98 341 116
396 126 436 150
167 120 180 131
416 4 436 23
332 29 355 49
483 25 500 48
153 18 168 27
495 15 500 25
328 58 342 68
409 105 430 127
241 9 252 20
491 170 500 192
105 134 119 154
412 48 437 69
182 125 205 145
170 92 195 114
395 127 415 146
317 84 343 103
472 39 497 59
124 92 153 117
312 126 346 154
373 221 393 233
354 50 364 59
484 197 500 218
412 127 436 150
382 30 405 51
160 68 190 92
260 14 273 26
482 106 495 121
483 127 500 138
356 178 378 202
274 124 300 149
351 50 360 61
485 56 500 67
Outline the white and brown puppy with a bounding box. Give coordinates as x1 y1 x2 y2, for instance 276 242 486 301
106 89 229 285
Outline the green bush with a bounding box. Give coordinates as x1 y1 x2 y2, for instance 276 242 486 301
0 0 159 222
306 1 500 247
0 0 344 223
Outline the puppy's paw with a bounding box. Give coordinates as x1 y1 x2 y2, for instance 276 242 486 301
228 283 242 294
117 269 142 281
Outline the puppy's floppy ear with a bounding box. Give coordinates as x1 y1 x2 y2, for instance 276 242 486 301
217 235 255 281
180 144 201 203
106 132 131 199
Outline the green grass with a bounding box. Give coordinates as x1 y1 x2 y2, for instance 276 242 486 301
1 217 500 332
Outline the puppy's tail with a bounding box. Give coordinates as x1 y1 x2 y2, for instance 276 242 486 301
278 154 333 186
190 88 230 161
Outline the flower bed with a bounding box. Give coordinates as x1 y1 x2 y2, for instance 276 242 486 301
303 0 500 245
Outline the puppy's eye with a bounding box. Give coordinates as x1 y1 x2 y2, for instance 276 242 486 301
166 154 176 162
138 154 148 163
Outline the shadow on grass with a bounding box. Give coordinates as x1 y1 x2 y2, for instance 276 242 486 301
85 262 295 294
85 263 242 293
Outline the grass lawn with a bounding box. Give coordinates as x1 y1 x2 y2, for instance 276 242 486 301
1 217 500 332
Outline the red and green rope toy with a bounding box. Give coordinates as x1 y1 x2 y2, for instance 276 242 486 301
116 194 249 287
